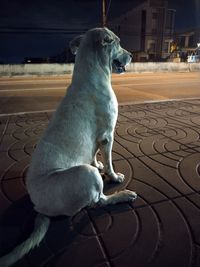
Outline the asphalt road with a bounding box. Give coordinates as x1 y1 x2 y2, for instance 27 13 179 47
0 72 200 114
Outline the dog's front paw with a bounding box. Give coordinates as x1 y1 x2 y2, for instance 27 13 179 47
107 172 125 183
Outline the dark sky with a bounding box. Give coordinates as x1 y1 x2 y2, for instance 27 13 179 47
0 0 199 63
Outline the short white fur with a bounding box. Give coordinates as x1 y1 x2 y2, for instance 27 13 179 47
0 27 137 267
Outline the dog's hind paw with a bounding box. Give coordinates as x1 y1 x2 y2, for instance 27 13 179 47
116 172 125 183
123 190 137 201
96 161 104 170
92 160 104 170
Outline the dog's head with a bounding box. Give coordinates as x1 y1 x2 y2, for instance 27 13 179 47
70 27 132 74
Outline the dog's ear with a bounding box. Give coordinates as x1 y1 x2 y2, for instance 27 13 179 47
69 35 83 55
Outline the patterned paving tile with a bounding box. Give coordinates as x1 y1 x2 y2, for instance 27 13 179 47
0 100 200 267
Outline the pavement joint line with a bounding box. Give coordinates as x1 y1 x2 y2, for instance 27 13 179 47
137 99 200 108
182 100 200 108
132 190 200 210
1 176 199 212
0 87 65 92
0 98 200 117
121 152 200 205
0 109 55 117
1 176 26 181
115 140 200 211
119 108 200 153
115 135 192 196
142 105 200 118
116 81 200 87
85 209 113 267
0 117 9 144
118 97 200 106
113 149 200 162
0 80 68 84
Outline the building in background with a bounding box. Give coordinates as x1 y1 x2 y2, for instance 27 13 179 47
175 28 200 51
108 0 176 61
174 27 200 62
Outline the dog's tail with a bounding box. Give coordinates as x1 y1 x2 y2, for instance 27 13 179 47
0 213 50 267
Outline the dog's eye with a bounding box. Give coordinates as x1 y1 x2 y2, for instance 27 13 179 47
103 35 114 44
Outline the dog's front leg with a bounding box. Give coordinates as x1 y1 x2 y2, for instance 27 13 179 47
100 136 125 183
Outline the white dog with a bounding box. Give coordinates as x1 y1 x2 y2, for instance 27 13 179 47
0 27 137 267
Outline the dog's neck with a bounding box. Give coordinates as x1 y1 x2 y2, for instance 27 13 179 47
72 49 112 89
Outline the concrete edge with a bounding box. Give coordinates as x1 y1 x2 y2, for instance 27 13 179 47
1 97 199 117
1 62 200 77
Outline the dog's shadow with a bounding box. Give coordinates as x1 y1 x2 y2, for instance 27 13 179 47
0 179 131 265
0 195 35 257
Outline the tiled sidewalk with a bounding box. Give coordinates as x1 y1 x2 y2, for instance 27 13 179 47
0 100 200 267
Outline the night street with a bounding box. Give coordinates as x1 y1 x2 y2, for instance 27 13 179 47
0 72 200 114
1 0 200 266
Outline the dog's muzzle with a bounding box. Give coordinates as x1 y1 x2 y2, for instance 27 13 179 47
113 59 126 74
112 53 132 74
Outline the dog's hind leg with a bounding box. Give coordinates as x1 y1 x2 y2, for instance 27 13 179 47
30 164 105 217
99 190 137 206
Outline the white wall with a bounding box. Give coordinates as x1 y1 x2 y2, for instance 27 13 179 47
0 63 200 77
0 64 74 77
126 62 200 72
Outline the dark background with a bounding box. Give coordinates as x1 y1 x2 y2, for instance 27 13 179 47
0 0 199 63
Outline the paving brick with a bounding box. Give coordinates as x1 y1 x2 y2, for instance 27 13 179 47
0 100 200 267
102 205 159 267
0 151 16 179
138 155 196 195
1 156 30 180
127 157 180 201
174 195 200 244
1 178 27 202
0 133 18 152
148 200 194 267
195 247 200 267
112 141 134 161
0 187 11 214
0 117 9 137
